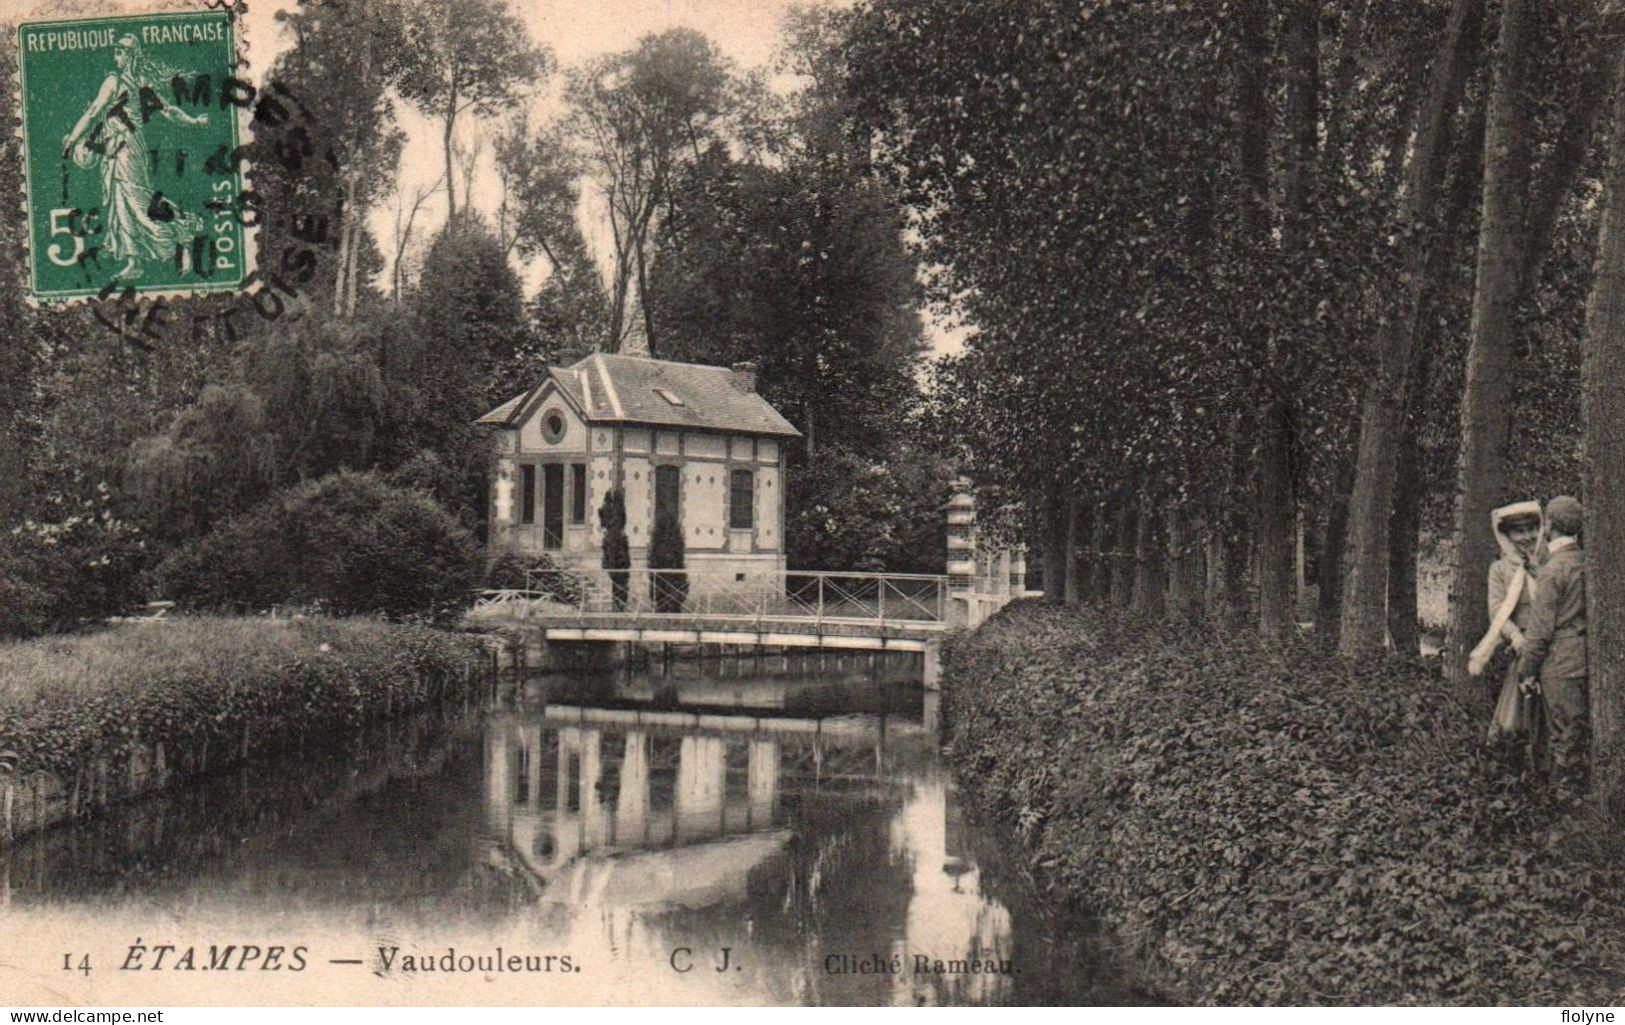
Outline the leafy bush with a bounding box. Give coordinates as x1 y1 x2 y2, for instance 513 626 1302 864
599 488 630 611
648 501 687 613
158 471 481 620
0 569 52 640
483 551 584 605
484 552 532 590
0 492 152 639
942 601 1625 1005
0 616 483 789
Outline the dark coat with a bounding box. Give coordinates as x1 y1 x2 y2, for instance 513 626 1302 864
1517 542 1586 683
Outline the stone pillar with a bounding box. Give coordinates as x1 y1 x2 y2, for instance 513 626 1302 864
922 640 943 690
946 478 976 596
491 450 516 554
1011 546 1027 593
996 550 1012 597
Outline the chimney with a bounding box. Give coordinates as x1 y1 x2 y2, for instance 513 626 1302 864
730 361 759 393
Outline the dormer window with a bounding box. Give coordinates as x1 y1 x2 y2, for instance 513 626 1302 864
655 388 684 406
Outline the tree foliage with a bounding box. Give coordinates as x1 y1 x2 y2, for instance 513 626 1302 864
649 150 926 462
397 0 551 226
158 471 480 619
565 28 735 350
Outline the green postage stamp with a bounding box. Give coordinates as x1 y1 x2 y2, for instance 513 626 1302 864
15 9 251 302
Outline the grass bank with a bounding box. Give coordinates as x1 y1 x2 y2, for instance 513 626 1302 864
941 600 1625 1005
0 616 486 843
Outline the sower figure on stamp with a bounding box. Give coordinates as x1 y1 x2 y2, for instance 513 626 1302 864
1472 501 1546 774
1517 495 1589 800
60 35 209 282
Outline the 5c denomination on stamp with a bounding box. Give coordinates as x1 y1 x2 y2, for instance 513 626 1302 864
16 8 252 303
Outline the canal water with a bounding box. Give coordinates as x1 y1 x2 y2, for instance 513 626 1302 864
0 652 1139 1006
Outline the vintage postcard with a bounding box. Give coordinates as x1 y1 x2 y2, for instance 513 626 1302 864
2 0 1623 1014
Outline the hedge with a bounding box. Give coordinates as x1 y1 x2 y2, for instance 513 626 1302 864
0 616 485 806
941 600 1625 1005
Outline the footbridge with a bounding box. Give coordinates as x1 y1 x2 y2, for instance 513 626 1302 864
470 569 953 655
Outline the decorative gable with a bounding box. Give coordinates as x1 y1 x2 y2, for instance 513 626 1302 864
514 381 588 454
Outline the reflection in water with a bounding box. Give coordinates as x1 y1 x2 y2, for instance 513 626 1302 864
0 654 1128 1006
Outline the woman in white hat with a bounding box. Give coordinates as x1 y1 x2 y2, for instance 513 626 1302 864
1471 500 1545 761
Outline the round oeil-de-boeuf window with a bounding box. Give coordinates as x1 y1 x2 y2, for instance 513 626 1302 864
542 409 567 444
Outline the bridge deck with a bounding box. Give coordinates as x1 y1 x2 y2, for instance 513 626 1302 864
475 609 944 652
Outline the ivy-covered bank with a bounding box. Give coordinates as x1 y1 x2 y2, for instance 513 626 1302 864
941 601 1625 1005
0 617 486 844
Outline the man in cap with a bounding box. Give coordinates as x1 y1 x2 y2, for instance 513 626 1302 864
1517 495 1589 797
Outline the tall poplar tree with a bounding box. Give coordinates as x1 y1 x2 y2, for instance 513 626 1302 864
1581 48 1625 812
398 0 550 229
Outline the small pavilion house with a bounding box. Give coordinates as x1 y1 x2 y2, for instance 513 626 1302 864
477 352 800 598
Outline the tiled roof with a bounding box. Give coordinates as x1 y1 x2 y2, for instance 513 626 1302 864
475 392 526 425
475 353 801 438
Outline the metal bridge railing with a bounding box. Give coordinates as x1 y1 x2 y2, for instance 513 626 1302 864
476 567 948 630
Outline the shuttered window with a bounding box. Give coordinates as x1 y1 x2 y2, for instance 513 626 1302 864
521 465 536 524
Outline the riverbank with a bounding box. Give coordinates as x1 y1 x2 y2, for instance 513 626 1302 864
940 600 1625 1005
0 616 486 845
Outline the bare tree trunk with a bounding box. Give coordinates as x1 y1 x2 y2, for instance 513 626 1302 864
636 241 656 356
1063 498 1084 605
1237 0 1295 641
1388 373 1427 658
344 206 361 317
1224 423 1254 622
606 200 630 348
1443 0 1533 683
1088 500 1108 604
343 0 373 319
1205 504 1229 620
1340 0 1484 658
1315 450 1355 646
443 76 459 228
1167 506 1201 620
333 177 353 316
1582 46 1625 811
1111 501 1136 609
1042 487 1067 603
1132 504 1166 617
